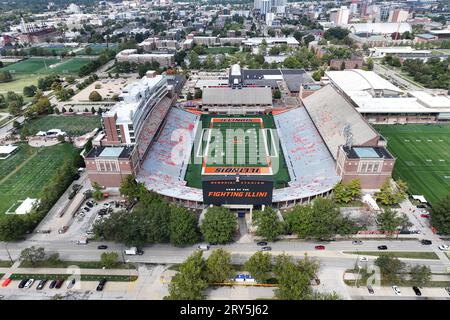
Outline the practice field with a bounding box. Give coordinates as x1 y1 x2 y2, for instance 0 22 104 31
0 57 92 75
185 114 290 189
0 143 79 217
374 124 450 205
22 114 101 136
0 57 92 93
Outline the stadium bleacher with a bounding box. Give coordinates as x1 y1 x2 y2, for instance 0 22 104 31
272 108 340 202
137 107 203 202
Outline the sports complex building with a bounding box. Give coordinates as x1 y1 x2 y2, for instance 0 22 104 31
85 65 395 211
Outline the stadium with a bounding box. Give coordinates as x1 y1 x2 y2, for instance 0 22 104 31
85 65 395 211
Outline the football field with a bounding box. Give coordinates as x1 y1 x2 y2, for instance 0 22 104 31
374 124 450 205
185 114 290 189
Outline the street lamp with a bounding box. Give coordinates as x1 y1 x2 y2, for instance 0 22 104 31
5 242 13 264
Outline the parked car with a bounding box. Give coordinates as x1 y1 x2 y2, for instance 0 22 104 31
85 201 94 208
352 240 363 245
197 244 210 251
367 285 374 294
359 257 368 262
49 280 57 289
261 246 272 251
36 279 47 290
24 279 34 289
67 279 76 289
420 239 432 245
97 245 108 250
257 241 268 246
445 287 450 296
392 285 401 295
416 204 427 209
54 279 64 289
18 279 28 289
438 244 449 251
96 279 107 291
412 286 422 296
420 214 430 219
1 278 11 287
83 207 90 212
377 245 388 250
315 245 325 250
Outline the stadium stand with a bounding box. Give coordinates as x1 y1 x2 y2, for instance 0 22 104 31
272 108 340 203
302 85 379 159
136 96 173 159
137 108 203 203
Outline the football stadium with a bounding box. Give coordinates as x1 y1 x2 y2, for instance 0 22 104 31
86 66 395 210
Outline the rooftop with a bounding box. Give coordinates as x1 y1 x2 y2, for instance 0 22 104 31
202 87 272 105
343 146 394 160
85 145 134 159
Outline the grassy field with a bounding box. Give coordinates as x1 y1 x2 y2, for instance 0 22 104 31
0 143 79 217
0 57 92 93
185 114 290 189
374 124 450 205
10 274 138 282
343 251 440 260
204 46 239 55
19 260 136 269
22 114 101 136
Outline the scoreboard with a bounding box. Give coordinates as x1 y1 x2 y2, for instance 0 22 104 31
202 175 273 205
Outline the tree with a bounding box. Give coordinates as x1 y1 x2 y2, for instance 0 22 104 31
0 71 12 83
284 197 357 239
100 252 119 269
244 251 273 284
272 89 281 100
188 51 201 69
0 215 29 241
253 207 284 241
8 101 21 116
377 208 403 236
409 265 432 287
200 206 236 244
205 249 232 283
430 194 450 234
89 90 102 101
274 254 312 300
169 206 199 246
366 58 374 70
166 251 207 300
194 89 202 99
375 255 406 284
20 246 46 266
312 68 324 81
23 85 37 97
92 182 104 201
334 179 361 204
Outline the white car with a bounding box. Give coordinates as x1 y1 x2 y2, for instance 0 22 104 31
392 285 401 295
359 257 369 262
24 279 34 289
438 244 449 251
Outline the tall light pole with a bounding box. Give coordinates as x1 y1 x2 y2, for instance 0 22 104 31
5 242 13 264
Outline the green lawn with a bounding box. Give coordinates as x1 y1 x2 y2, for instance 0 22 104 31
374 124 450 205
204 46 239 55
343 251 440 260
0 261 13 268
184 114 291 189
0 143 80 216
0 57 92 93
22 114 101 136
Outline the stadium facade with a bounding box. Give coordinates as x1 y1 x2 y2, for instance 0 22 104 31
85 67 395 210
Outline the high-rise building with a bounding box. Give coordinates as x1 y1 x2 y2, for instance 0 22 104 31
254 0 272 15
330 6 350 26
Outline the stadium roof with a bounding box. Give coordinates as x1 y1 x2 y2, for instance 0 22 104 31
202 87 272 105
302 85 379 159
241 69 313 92
326 70 404 95
347 22 412 35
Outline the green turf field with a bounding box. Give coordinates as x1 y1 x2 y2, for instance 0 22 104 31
185 114 291 189
0 143 79 216
374 124 450 205
22 115 101 136
0 57 92 93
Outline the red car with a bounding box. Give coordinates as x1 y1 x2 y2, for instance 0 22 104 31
315 245 325 250
2 278 11 287
420 214 430 218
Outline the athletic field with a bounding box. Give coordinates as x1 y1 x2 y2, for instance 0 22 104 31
374 124 450 205
0 143 79 217
22 115 101 136
185 114 290 189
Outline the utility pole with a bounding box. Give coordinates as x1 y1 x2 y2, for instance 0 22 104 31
5 242 13 264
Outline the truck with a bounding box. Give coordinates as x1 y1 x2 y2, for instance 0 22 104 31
124 247 143 255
